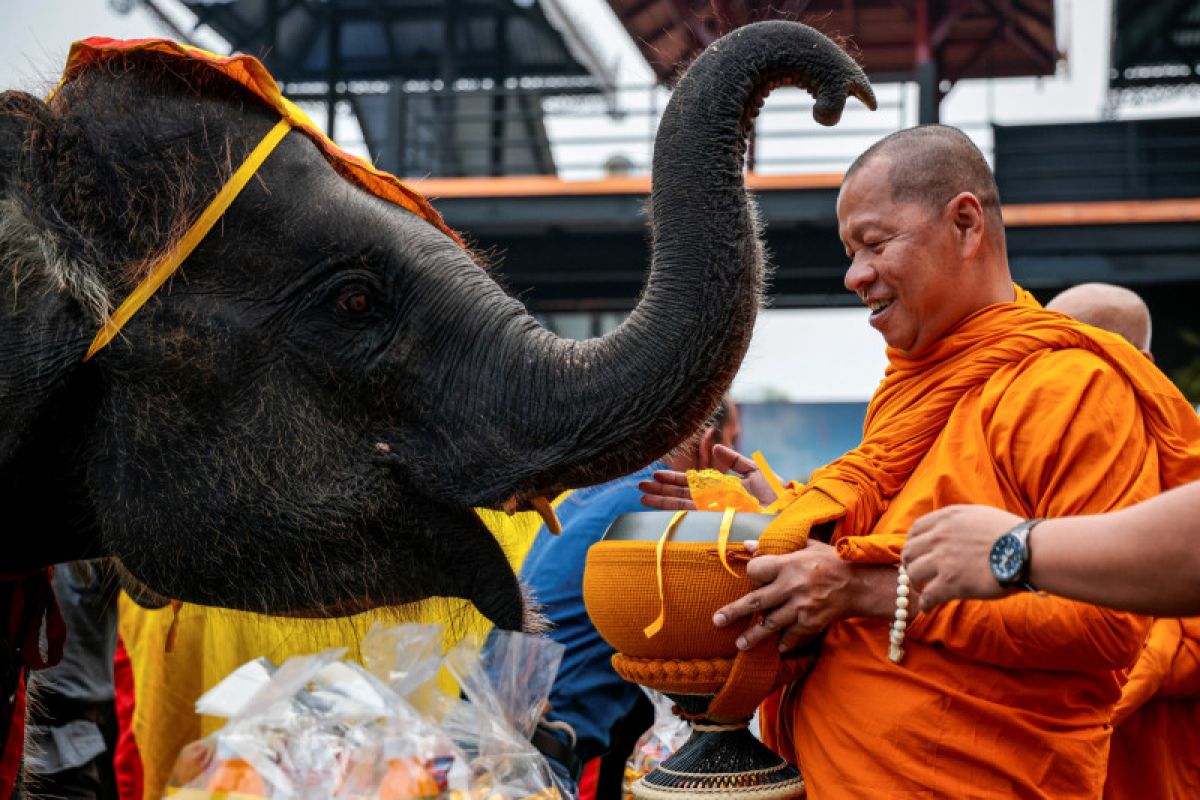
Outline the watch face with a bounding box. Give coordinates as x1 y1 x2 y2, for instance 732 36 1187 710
990 534 1024 583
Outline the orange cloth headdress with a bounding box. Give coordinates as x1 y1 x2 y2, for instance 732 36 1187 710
51 37 461 359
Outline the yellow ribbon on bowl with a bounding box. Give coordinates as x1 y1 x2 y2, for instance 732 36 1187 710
643 452 788 639
643 510 688 638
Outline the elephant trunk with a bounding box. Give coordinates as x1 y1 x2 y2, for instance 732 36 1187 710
414 23 874 508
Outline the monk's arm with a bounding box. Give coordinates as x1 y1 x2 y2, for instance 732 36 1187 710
908 351 1155 671
715 542 898 652
1112 617 1200 725
1111 619 1181 724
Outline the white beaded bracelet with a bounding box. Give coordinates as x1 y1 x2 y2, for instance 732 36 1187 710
888 566 910 663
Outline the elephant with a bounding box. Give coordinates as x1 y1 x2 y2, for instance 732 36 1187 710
0 21 874 638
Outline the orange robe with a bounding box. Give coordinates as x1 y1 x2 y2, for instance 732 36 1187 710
759 289 1200 798
1104 617 1200 799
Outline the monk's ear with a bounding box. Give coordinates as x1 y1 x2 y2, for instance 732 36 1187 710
947 191 985 259
696 426 720 470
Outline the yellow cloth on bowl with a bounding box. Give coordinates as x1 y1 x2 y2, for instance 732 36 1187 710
688 470 763 513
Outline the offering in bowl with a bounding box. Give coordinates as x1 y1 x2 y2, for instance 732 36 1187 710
584 510 823 799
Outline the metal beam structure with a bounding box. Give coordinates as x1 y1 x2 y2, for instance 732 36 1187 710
606 0 1058 120
178 0 615 177
1110 0 1200 93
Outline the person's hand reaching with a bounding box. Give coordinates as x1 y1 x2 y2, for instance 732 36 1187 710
639 445 778 511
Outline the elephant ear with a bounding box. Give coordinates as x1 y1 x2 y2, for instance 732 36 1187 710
0 91 102 571
0 94 24 192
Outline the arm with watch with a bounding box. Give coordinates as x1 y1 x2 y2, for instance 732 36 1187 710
905 481 1200 619
896 353 1157 672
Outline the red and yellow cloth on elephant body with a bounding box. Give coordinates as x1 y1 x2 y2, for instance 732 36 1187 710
758 286 1200 798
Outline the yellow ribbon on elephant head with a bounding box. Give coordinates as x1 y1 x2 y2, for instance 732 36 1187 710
83 118 291 361
52 36 462 361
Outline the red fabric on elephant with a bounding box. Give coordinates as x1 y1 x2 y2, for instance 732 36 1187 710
0 570 66 800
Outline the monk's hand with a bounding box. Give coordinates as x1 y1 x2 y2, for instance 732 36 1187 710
903 505 1022 611
713 539 861 652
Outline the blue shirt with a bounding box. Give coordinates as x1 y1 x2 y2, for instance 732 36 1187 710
521 463 663 763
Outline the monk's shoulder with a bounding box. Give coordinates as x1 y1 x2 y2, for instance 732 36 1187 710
982 349 1153 515
980 347 1139 443
987 347 1132 409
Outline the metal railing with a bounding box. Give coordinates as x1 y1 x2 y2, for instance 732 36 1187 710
307 80 995 180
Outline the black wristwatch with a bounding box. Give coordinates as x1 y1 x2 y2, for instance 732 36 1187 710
989 518 1043 590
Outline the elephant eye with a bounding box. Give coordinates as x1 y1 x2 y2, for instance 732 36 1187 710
336 287 373 314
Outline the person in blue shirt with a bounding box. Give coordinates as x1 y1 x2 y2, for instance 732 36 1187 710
524 400 740 796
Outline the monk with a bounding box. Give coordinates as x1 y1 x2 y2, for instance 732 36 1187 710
642 125 1200 796
904 283 1199 799
1047 282 1154 359
1105 618 1200 799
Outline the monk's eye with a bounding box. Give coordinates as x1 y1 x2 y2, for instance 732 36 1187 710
336 286 373 314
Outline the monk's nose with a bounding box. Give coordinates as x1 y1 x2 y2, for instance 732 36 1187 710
844 256 876 294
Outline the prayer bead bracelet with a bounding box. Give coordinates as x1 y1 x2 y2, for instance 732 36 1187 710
888 566 910 663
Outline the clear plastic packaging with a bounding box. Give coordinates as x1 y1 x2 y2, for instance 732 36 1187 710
165 641 468 799
164 624 573 799
622 689 690 798
441 630 567 799
361 622 451 722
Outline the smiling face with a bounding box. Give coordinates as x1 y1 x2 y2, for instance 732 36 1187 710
838 156 972 355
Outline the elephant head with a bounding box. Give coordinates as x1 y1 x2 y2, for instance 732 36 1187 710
0 23 872 631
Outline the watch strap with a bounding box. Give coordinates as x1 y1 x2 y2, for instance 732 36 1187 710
999 517 1043 589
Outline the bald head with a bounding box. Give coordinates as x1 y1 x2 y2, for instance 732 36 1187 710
1047 283 1152 355
845 124 1004 242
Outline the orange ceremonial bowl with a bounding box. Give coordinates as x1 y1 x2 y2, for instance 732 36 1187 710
584 511 814 799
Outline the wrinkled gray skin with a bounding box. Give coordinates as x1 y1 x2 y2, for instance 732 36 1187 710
0 22 873 631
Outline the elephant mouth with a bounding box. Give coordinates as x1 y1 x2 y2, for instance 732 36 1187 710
118 541 527 631
498 493 563 534
369 439 530 631
113 560 173 610
371 438 561 529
